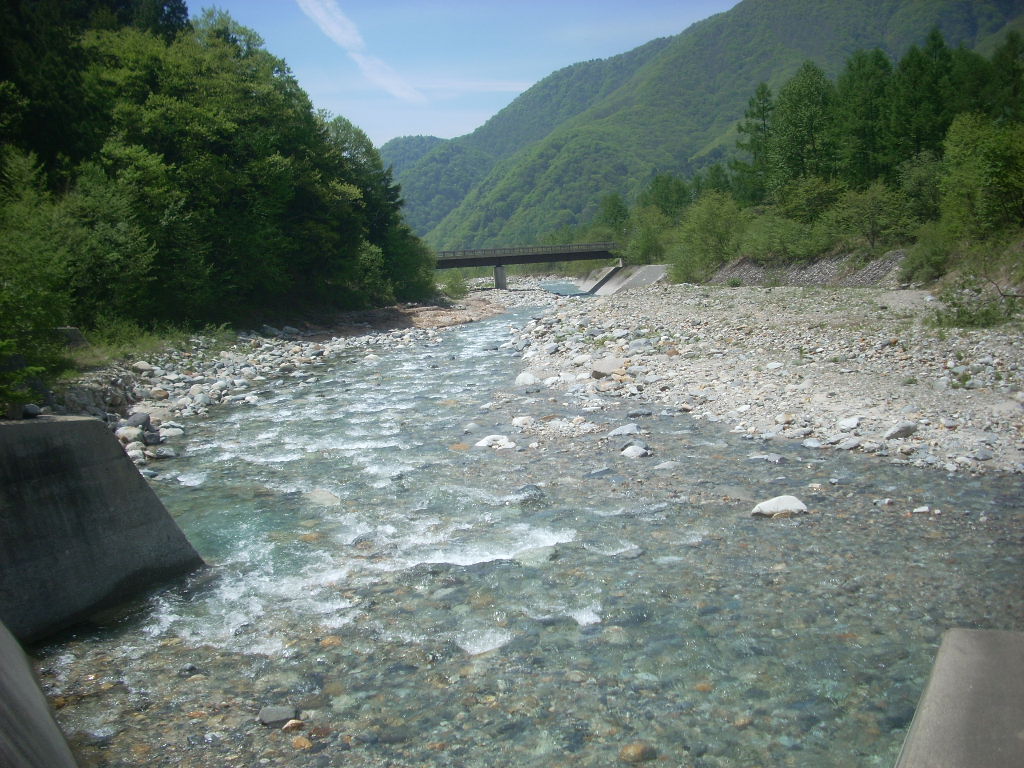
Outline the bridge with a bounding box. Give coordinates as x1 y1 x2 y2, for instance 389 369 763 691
435 242 619 289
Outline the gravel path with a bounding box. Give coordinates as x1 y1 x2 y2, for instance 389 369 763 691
484 280 1024 475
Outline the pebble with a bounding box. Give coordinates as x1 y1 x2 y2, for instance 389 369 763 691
618 741 658 763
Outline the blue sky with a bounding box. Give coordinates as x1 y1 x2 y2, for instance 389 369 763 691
203 1 740 146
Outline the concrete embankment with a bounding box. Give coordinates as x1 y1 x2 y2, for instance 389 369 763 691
0 416 204 642
0 619 77 768
895 628 1024 768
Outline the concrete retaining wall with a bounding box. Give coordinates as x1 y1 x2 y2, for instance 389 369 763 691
895 628 1024 768
708 249 906 288
592 264 668 295
0 619 77 768
0 416 204 642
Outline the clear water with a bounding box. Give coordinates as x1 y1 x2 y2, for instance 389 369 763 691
35 307 1023 768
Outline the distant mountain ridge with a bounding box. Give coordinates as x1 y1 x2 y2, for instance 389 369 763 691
382 0 1024 249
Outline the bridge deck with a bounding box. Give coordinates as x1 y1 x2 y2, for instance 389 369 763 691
435 242 618 269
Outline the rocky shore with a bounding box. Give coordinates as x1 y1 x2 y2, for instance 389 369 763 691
49 275 1023 476
494 280 1024 475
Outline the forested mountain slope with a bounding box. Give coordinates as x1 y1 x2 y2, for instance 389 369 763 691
382 0 1023 248
381 37 672 236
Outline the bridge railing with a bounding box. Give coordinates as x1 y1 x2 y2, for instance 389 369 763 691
435 242 618 259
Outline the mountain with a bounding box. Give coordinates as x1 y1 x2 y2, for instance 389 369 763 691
381 0 1024 249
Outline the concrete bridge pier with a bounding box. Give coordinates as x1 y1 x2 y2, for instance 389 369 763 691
494 265 507 290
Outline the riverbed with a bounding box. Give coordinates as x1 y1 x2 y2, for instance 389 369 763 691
33 291 1024 768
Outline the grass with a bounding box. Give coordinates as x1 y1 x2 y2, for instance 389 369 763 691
60 318 235 377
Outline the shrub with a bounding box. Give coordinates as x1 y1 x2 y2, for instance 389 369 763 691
901 220 956 283
668 191 743 283
439 270 469 299
934 276 1018 328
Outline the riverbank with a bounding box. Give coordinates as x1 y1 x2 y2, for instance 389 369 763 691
52 275 1023 476
486 279 1024 475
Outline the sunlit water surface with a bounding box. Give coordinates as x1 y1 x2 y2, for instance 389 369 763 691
36 303 1023 768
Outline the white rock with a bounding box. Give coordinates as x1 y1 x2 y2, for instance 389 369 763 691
751 495 808 518
512 416 535 428
475 434 514 449
115 426 143 444
607 423 641 437
515 372 540 386
591 357 626 379
621 444 651 459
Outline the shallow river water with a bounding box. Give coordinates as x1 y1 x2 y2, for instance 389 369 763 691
35 302 1023 767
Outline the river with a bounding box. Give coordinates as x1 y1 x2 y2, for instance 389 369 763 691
34 299 1023 767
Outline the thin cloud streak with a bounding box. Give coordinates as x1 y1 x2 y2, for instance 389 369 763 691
295 0 426 103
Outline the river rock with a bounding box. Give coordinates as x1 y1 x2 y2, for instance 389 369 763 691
621 444 651 459
515 372 540 386
258 705 297 727
592 357 626 378
475 434 515 450
114 426 143 444
751 495 808 518
125 412 151 430
607 423 641 437
884 421 918 440
618 741 658 763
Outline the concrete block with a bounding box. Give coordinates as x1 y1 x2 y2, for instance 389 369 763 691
0 417 204 642
0 620 77 768
895 628 1024 768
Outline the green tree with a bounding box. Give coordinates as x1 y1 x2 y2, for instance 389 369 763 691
768 61 836 189
0 150 70 408
940 113 1024 237
774 175 845 224
669 191 743 282
886 28 954 166
593 192 630 238
987 30 1024 122
624 205 670 265
897 150 943 223
732 82 774 203
637 174 690 221
833 49 892 187
827 180 911 252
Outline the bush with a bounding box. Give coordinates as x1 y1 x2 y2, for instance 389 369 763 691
738 211 823 264
934 276 1018 328
901 220 957 282
668 191 743 283
773 176 845 224
826 180 913 254
439 270 468 299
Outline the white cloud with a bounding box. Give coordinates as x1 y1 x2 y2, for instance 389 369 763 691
294 0 425 103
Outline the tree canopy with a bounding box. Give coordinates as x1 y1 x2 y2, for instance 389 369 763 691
0 0 434 407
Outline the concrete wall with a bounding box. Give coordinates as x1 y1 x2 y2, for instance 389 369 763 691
0 416 204 643
895 628 1024 768
0 619 78 768
592 265 668 295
